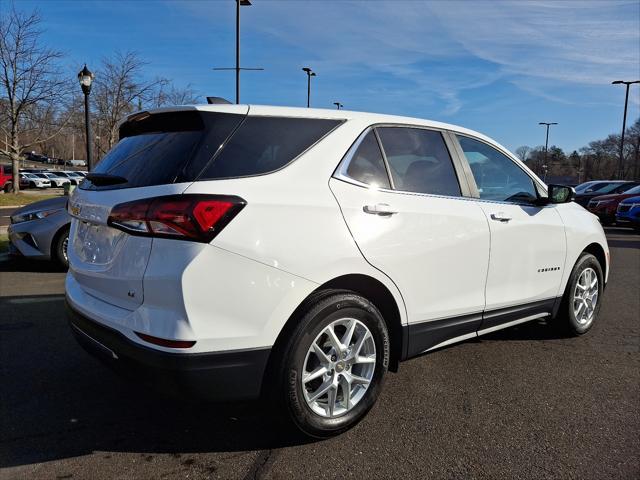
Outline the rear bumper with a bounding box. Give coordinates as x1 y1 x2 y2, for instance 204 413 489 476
66 301 271 401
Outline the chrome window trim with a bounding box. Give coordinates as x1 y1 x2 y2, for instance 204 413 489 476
332 175 482 204
334 123 471 198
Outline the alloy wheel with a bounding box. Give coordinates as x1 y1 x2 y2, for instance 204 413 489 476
573 267 598 325
301 318 376 418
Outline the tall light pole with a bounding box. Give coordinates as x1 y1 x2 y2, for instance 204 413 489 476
302 67 316 108
612 80 640 179
78 65 94 171
333 102 343 110
213 1 263 104
539 122 557 182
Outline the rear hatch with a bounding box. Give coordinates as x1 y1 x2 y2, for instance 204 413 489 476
67 105 343 311
67 106 248 310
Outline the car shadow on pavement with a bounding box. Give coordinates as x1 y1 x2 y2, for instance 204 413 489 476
478 318 574 342
0 294 313 469
0 256 67 273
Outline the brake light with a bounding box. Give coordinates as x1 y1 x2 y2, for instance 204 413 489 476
108 194 245 242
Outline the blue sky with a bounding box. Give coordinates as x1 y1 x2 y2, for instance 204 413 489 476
7 0 640 153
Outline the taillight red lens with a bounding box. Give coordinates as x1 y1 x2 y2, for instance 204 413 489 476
108 194 245 242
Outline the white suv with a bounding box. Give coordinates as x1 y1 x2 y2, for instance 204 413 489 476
66 105 608 437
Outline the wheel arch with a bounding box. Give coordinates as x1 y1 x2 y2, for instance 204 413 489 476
260 273 406 399
583 242 607 281
50 222 71 260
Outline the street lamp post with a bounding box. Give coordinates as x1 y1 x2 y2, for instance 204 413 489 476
538 122 557 182
213 1 262 104
302 67 316 108
611 80 640 179
78 64 94 171
333 102 343 110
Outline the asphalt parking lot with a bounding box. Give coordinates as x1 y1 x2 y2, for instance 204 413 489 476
0 229 638 480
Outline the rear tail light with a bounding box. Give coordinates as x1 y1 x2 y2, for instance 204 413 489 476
108 194 245 242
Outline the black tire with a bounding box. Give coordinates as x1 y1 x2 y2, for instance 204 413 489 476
276 290 390 438
29 182 36 188
556 253 603 335
4 182 12 193
53 225 70 269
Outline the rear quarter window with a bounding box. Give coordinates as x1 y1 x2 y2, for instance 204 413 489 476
198 116 342 180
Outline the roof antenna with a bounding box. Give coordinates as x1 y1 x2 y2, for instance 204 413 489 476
206 96 232 105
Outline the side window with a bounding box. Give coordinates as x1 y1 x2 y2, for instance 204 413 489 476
342 131 391 189
199 116 341 180
376 127 461 196
456 135 538 203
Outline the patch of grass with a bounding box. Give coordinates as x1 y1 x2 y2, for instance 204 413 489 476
0 192 62 207
0 234 8 253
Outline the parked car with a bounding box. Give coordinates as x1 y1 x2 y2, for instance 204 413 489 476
574 181 639 207
55 171 84 185
19 172 51 189
0 164 13 192
69 159 87 167
574 181 610 193
66 105 609 438
586 184 640 225
35 172 70 188
616 196 640 231
8 196 70 267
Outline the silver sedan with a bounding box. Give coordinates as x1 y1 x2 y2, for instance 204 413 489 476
8 196 71 267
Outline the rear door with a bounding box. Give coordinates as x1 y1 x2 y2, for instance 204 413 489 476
68 108 247 310
330 126 490 356
453 134 566 324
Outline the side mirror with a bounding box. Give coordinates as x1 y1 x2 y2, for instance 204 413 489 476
548 184 574 204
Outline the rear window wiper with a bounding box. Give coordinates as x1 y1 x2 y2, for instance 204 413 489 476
85 173 128 186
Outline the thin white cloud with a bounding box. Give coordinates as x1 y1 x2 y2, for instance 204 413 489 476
429 0 640 85
176 0 640 112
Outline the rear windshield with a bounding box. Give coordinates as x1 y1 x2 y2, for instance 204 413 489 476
82 111 341 190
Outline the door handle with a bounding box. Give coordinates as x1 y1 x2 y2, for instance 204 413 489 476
363 203 397 216
490 212 512 223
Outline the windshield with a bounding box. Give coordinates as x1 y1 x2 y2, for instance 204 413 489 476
575 182 599 192
585 183 621 195
622 185 640 195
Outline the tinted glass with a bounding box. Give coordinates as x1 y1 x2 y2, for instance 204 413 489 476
613 183 639 194
583 182 614 193
83 111 244 190
376 127 461 196
199 116 340 180
343 131 391 188
457 135 537 203
623 185 640 195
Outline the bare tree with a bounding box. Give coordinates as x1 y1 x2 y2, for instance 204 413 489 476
515 146 531 163
0 7 71 192
92 51 168 152
150 83 200 108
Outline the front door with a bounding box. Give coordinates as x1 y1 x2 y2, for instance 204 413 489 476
454 134 566 326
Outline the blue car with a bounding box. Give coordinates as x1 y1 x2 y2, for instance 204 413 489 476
616 195 640 231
